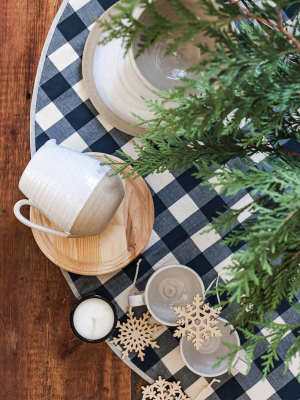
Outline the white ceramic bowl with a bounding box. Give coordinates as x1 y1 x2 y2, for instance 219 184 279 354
129 0 216 93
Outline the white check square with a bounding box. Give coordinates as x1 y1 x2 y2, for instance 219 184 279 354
36 102 64 131
286 352 300 377
121 138 144 161
169 194 198 224
142 230 161 252
60 132 87 152
161 347 186 375
232 193 254 223
246 379 275 400
69 0 90 12
214 254 234 281
49 43 79 72
152 253 179 271
185 377 211 400
72 79 89 102
208 168 224 194
145 170 175 193
96 114 114 131
191 227 221 252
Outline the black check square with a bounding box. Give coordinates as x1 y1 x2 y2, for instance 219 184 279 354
65 103 96 131
222 224 247 252
58 12 87 42
187 253 214 278
36 132 51 151
216 377 245 400
153 194 168 217
90 132 120 155
41 73 71 101
131 347 161 373
176 166 201 192
68 271 82 283
73 276 101 296
162 225 190 252
94 284 114 302
277 378 300 400
172 366 200 391
97 0 118 10
254 351 283 374
201 195 228 222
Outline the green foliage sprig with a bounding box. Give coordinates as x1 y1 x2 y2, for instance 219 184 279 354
98 0 300 379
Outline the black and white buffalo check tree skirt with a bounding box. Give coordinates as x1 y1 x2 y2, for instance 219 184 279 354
30 0 300 398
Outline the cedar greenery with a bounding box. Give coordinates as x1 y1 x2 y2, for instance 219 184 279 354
97 0 300 378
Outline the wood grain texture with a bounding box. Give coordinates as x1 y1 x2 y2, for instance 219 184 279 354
0 0 142 398
30 153 154 275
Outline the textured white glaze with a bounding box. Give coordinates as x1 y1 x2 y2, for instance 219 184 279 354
93 31 162 126
73 298 115 340
17 139 110 233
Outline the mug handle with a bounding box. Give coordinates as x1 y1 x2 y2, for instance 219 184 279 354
128 292 145 307
233 357 248 375
14 199 69 237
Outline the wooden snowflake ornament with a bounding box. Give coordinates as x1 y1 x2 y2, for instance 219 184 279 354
110 309 161 361
173 293 222 350
142 376 191 400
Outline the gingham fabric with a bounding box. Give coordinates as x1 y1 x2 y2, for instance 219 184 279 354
31 0 300 399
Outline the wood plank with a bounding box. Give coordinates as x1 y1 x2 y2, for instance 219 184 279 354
0 0 136 398
131 373 149 400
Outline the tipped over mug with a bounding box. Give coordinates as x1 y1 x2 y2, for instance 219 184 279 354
14 140 124 238
180 317 248 377
128 264 205 326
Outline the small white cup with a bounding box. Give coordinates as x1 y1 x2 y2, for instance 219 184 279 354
129 264 205 326
180 317 248 377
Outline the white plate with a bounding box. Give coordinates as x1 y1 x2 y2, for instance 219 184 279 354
83 4 162 136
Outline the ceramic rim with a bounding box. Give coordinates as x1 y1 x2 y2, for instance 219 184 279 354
179 317 241 377
144 264 206 326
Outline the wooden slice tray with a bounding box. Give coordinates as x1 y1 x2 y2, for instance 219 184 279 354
30 153 154 276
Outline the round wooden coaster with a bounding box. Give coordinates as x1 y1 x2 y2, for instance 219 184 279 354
30 153 154 276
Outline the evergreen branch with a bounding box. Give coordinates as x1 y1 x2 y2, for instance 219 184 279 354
229 0 300 50
99 0 300 378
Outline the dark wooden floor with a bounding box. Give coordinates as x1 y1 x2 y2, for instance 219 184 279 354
0 0 146 398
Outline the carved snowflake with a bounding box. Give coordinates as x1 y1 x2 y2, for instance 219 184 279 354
173 293 222 350
110 309 161 361
142 376 191 400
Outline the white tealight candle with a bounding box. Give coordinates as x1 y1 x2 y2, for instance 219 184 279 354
72 298 116 341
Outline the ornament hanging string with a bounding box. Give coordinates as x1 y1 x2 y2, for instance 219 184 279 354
206 271 227 305
128 258 142 313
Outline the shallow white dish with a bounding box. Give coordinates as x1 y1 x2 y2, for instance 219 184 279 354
83 4 162 136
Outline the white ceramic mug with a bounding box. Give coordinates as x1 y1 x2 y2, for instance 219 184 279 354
14 139 124 238
180 317 248 377
129 264 205 326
